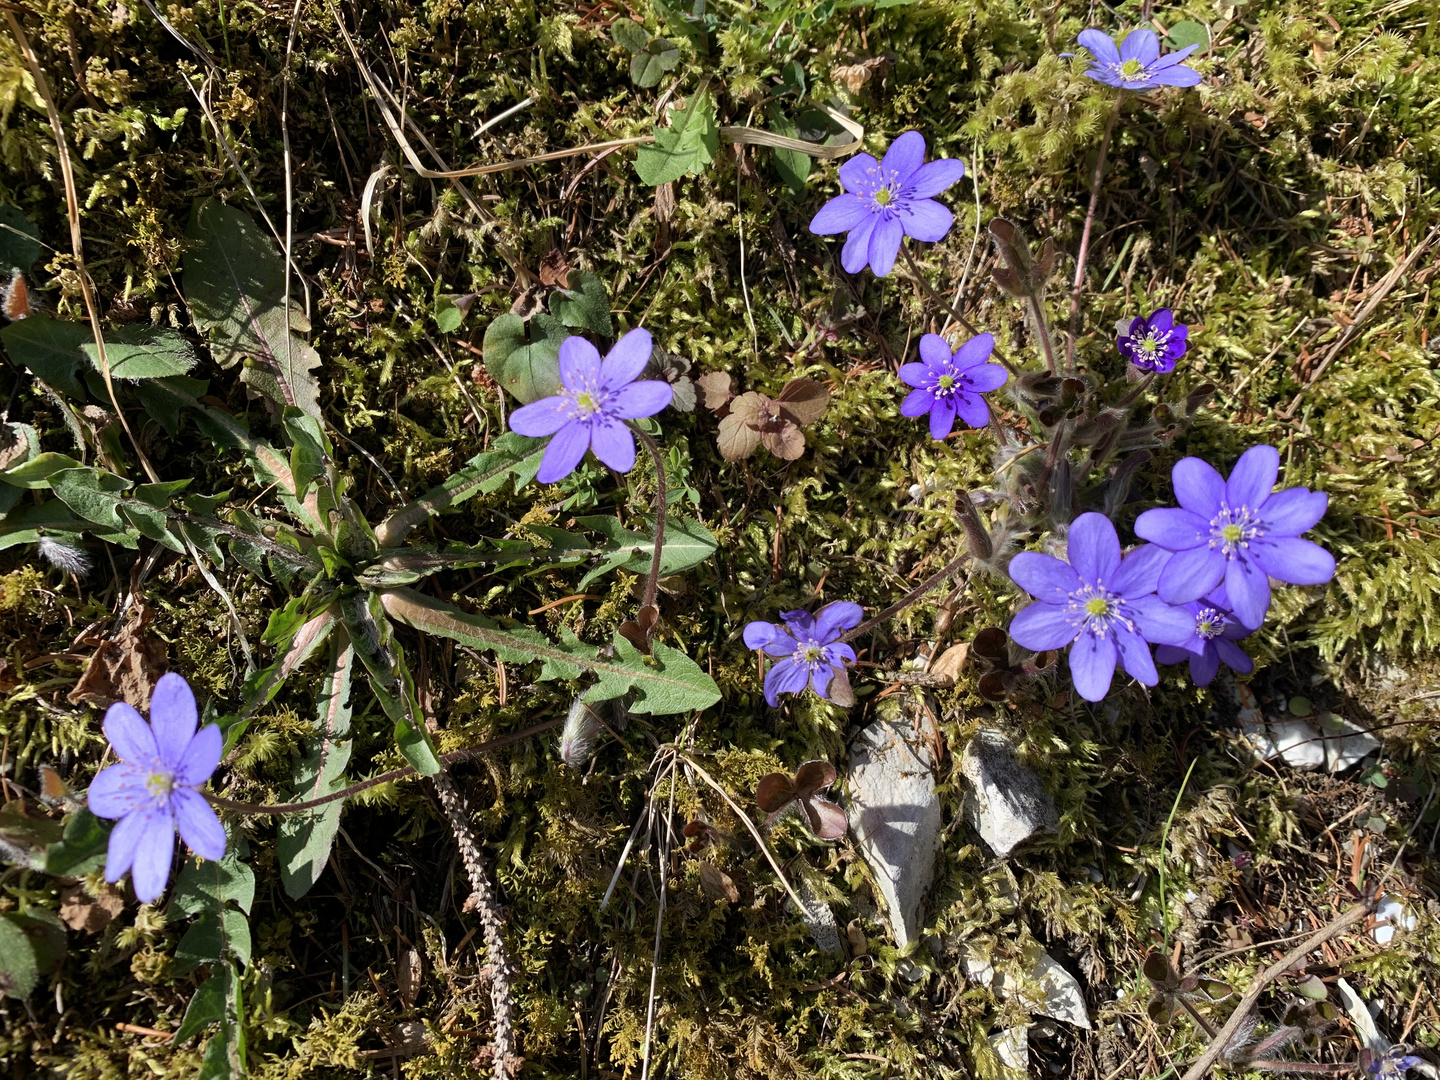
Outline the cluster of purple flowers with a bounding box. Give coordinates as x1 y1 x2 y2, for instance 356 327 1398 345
1007 447 1333 701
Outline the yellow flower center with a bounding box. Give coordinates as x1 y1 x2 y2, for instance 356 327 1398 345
146 772 173 799
873 188 892 206
1222 524 1243 544
937 374 955 389
1120 58 1145 78
1142 335 1158 352
1085 597 1110 617
799 644 825 663
574 391 600 414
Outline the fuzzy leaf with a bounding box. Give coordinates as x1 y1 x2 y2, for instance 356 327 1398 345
175 909 252 974
776 377 830 425
717 410 762 461
173 843 256 918
82 326 197 380
184 198 322 420
482 311 568 404
195 961 246 1080
571 513 718 588
42 810 109 877
0 313 89 397
277 636 354 899
0 451 84 489
173 964 230 1044
634 91 719 187
48 467 132 529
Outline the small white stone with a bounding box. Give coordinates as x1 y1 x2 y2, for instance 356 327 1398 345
959 729 1059 857
1021 947 1092 1030
1321 716 1382 773
1269 718 1326 770
989 1026 1029 1074
1372 894 1416 946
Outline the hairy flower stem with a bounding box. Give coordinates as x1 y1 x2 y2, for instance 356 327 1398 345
1178 998 1218 1040
899 245 1020 377
1066 96 1123 373
842 549 972 644
1241 1064 1353 1075
1027 291 1059 376
205 719 560 815
432 767 517 1080
1115 371 1156 409
630 424 668 611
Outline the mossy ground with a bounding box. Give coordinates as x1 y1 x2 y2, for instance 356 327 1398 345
0 0 1438 1076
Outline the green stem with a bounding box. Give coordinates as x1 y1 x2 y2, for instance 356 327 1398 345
1158 758 1198 944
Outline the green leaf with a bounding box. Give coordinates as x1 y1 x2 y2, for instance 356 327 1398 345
0 803 62 871
380 587 721 715
43 809 110 877
184 198 323 421
282 407 331 500
0 915 36 999
1166 20 1211 53
482 311 568 404
175 909 252 974
631 37 680 87
610 17 650 52
48 467 132 529
172 843 256 919
635 90 719 187
0 206 41 270
0 451 84 489
0 500 137 552
173 965 230 1044
572 513 718 588
0 313 89 398
278 637 354 899
650 0 707 52
130 375 211 437
82 326 198 380
766 104 812 196
243 602 337 715
434 296 466 333
341 593 440 776
548 271 614 337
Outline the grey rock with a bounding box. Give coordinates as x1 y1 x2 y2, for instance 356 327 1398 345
1321 716 1381 773
959 729 1058 856
790 872 842 954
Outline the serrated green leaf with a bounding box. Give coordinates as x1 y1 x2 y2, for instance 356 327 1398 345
48 467 132 528
0 915 38 1000
174 909 252 974
184 198 322 421
82 326 198 380
631 37 680 87
548 271 614 337
635 90 719 186
572 513 718 587
173 841 256 918
0 451 84 489
0 314 89 398
173 965 230 1044
482 311 567 404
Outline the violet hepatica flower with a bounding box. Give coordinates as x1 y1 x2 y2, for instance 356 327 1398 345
1361 1046 1425 1080
744 601 863 707
808 131 966 278
1118 308 1188 374
1078 29 1201 90
1008 513 1193 702
1153 584 1253 687
899 332 1008 440
509 328 674 483
86 673 226 903
1135 445 1335 631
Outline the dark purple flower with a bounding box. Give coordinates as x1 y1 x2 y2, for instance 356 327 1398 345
899 333 1008 440
509 329 674 483
808 131 966 278
1153 584 1253 687
1118 309 1188 373
1078 29 1201 89
1134 446 1335 630
86 673 226 903
743 601 863 707
1007 513 1193 702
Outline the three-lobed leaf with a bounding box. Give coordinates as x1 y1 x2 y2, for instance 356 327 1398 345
482 311 567 404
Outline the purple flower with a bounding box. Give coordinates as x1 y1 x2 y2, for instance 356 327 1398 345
1118 308 1188 373
743 601 863 707
1362 1046 1425 1080
808 131 966 278
86 673 226 903
1153 585 1253 687
899 333 1008 440
1007 513 1193 702
1077 29 1201 90
509 328 674 483
1134 446 1335 630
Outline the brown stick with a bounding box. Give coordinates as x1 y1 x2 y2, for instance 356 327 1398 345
1179 901 1374 1080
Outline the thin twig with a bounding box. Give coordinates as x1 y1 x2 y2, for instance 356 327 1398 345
639 754 678 1080
841 550 972 643
900 245 1019 376
1066 96 1123 373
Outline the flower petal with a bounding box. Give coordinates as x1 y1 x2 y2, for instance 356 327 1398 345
961 361 1008 393
103 702 159 766
1226 444 1279 510
1069 632 1118 702
1134 507 1208 551
763 657 809 705
1188 644 1221 687
600 327 653 388
1213 637 1253 675
1077 29 1121 65
897 198 952 243
837 152 879 194
898 360 934 389
1120 28 1160 65
87 763 150 820
509 396 573 438
1260 487 1328 536
1009 551 1081 603
587 417 637 473
928 397 956 440
105 807 153 883
610 380 673 418
558 336 603 394
535 420 591 483
128 811 177 904
1068 512 1122 585
917 334 952 369
1111 543 1172 597
824 641 857 666
1157 545 1226 604
901 387 935 417
812 601 864 642
1128 594 1196 646
1155 44 1200 67
744 621 779 650
867 216 904 277
1009 602 1078 650
171 787 227 861
953 332 996 370
1251 537 1335 586
953 393 990 430
1225 554 1272 629
905 158 965 199
1148 64 1201 87
1154 644 1190 666
880 130 926 181
1148 309 1174 332
1114 624 1159 686
149 672 198 770
174 724 222 788
809 193 869 235
1172 457 1227 517
840 214 877 273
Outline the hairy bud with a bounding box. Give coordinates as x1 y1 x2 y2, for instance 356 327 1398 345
37 536 91 577
558 698 604 768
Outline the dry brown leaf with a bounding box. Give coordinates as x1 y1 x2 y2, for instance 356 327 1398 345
717 408 763 461
67 598 168 711
698 862 740 904
538 249 570 287
832 55 891 93
617 603 659 655
930 643 970 683
396 946 423 1009
775 377 830 426
846 919 868 957
60 882 124 933
696 371 735 411
760 419 806 461
509 284 547 318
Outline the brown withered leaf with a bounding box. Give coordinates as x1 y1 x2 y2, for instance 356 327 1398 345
760 419 805 461
654 181 676 225
538 249 570 287
68 598 168 711
832 55 891 93
698 862 739 904
509 284 547 318
397 946 423 1009
60 882 124 933
845 919 868 957
775 377 830 426
754 772 796 814
717 402 764 461
696 371 735 412
618 603 659 655
929 643 970 684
